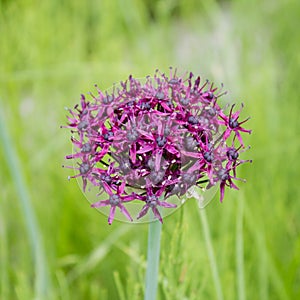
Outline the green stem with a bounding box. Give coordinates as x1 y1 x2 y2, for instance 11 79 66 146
199 209 224 300
144 214 162 300
0 109 50 299
236 195 245 300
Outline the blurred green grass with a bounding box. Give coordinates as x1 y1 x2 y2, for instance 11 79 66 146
1 0 300 299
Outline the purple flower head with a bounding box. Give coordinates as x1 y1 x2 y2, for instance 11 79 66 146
63 68 251 224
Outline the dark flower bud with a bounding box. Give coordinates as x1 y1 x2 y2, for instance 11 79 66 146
203 151 214 163
229 118 239 129
140 102 151 110
103 95 114 104
149 171 165 184
182 173 197 184
227 148 239 160
156 136 167 147
179 97 190 106
127 129 139 141
78 120 88 131
146 195 158 207
109 194 120 206
81 143 92 153
100 174 113 184
155 92 165 100
103 131 114 141
79 163 90 174
218 169 229 181
205 92 214 100
188 115 199 125
169 78 179 85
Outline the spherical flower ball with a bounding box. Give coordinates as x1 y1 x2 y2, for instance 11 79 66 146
63 69 251 224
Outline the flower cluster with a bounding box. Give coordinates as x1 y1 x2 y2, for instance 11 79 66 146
63 69 251 224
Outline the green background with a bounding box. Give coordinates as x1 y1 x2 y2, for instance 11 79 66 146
1 0 299 299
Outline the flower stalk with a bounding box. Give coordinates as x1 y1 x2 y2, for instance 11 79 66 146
145 212 162 300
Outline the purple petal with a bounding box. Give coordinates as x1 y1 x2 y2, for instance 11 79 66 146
66 153 83 159
155 187 165 197
239 127 252 134
130 143 137 164
155 151 162 171
152 207 163 223
137 205 149 219
157 121 163 135
220 182 226 202
119 204 133 222
160 101 172 112
108 206 117 225
119 180 126 194
188 161 204 173
137 129 154 140
223 128 231 141
229 179 239 190
181 150 201 158
122 194 137 201
82 178 87 192
235 131 244 147
158 200 177 208
165 144 179 155
106 106 114 116
231 110 240 120
91 199 110 208
136 145 153 154
102 182 113 195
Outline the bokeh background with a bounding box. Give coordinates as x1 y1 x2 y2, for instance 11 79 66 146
1 0 299 299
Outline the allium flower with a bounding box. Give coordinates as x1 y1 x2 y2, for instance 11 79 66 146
63 68 251 224
218 103 251 146
91 181 135 225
